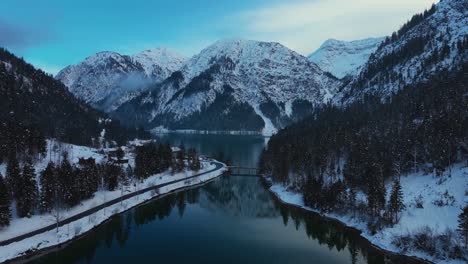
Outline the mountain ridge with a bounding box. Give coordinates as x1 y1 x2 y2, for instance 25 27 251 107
308 37 385 78
113 38 340 135
335 0 467 105
55 47 187 112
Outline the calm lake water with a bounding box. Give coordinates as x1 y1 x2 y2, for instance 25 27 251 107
24 134 419 264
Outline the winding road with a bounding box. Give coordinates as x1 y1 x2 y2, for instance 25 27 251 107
0 161 225 247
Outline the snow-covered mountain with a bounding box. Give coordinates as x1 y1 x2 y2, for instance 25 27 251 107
335 0 468 105
0 47 137 146
56 48 187 112
308 37 384 79
114 39 340 135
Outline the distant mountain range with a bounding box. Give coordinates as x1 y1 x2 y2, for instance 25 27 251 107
54 0 467 135
113 39 339 135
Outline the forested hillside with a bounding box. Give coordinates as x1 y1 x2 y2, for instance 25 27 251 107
0 48 149 161
261 61 467 196
260 1 468 230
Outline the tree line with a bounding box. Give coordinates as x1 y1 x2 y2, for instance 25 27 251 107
0 142 202 228
134 142 201 180
260 63 467 233
0 47 150 151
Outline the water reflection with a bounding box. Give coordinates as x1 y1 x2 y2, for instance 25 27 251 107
152 133 267 167
25 176 420 264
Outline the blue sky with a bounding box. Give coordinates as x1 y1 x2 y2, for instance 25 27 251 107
0 0 436 74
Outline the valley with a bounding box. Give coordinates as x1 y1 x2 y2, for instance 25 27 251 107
0 0 467 263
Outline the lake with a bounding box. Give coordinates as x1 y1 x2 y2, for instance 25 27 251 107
23 133 419 264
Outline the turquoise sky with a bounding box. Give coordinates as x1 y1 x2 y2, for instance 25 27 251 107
0 0 436 74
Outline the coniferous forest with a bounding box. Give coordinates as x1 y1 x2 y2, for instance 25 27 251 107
260 62 468 231
0 47 150 162
0 140 201 228
0 0 467 263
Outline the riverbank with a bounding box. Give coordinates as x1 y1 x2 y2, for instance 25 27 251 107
266 163 467 264
0 160 227 263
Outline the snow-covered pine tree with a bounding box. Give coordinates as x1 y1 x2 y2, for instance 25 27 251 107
388 178 405 225
59 153 76 207
17 159 38 218
0 174 11 226
40 162 56 213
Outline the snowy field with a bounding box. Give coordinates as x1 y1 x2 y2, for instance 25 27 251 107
0 140 227 263
270 163 468 264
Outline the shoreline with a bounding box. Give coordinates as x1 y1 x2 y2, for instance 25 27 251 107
151 128 269 137
262 179 433 264
0 161 227 264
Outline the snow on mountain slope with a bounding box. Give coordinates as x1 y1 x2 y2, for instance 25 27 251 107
308 37 384 78
56 48 187 112
335 0 468 105
114 39 341 135
131 48 187 81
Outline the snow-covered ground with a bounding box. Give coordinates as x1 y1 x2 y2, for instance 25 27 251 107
269 163 468 264
0 140 106 191
0 140 226 263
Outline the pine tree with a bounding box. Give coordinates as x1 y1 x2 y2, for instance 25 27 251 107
104 163 121 191
160 143 173 171
388 178 405 224
175 144 186 173
348 187 357 217
59 153 76 207
187 148 201 171
74 158 98 201
39 162 56 213
458 206 468 247
0 174 11 227
6 154 20 198
17 159 38 218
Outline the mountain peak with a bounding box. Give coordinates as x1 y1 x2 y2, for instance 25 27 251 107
308 37 385 78
131 47 187 78
56 47 187 112
335 0 467 105
182 38 309 80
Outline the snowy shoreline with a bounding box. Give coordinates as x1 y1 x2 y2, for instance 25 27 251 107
267 164 467 264
151 127 267 136
266 185 431 264
0 160 227 263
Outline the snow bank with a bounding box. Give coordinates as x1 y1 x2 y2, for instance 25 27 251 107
0 162 225 262
0 140 227 263
269 163 468 264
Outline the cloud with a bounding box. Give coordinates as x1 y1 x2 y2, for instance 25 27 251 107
0 19 55 49
234 0 437 55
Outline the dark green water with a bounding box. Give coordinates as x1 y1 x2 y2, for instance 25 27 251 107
153 133 268 167
23 134 419 264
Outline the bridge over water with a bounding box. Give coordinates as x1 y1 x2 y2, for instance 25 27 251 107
226 166 263 177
